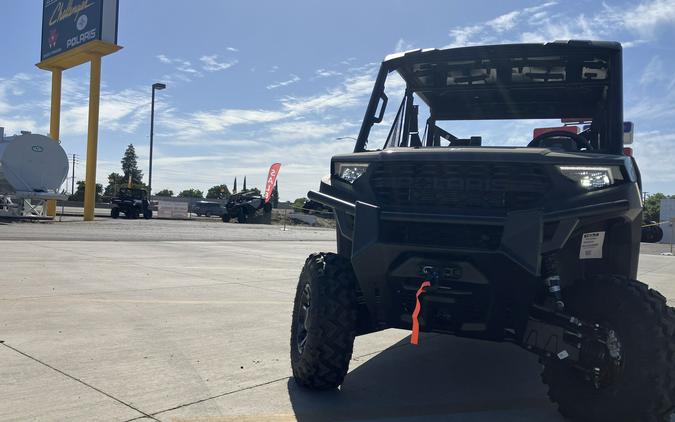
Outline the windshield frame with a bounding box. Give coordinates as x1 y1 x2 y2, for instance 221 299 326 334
354 41 624 155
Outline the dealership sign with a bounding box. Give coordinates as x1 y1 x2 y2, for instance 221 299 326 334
41 0 119 61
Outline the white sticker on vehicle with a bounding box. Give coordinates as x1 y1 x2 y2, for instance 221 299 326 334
580 231 605 260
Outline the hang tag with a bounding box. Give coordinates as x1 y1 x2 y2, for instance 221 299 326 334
580 231 605 260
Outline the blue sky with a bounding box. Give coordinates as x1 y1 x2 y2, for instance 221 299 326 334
1 0 675 200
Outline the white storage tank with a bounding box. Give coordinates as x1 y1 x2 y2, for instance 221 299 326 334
0 131 69 196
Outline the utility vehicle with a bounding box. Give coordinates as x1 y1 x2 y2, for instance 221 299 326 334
110 188 152 219
193 200 225 217
222 190 271 223
290 41 675 422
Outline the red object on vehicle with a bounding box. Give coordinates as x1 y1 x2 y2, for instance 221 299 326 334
411 281 431 345
623 147 633 156
533 126 579 139
264 163 282 203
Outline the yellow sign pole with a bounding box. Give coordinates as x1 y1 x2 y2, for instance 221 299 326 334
83 55 102 221
45 68 62 217
37 41 122 222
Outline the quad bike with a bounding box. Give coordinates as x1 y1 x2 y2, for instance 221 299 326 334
110 188 152 219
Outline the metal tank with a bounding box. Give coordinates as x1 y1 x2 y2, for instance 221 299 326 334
0 131 69 197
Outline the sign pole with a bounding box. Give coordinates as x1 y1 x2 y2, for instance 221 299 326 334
45 68 62 217
83 55 102 221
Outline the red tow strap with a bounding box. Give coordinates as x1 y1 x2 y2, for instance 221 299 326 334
411 281 431 345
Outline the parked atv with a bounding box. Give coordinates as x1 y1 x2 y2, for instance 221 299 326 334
642 221 665 243
110 188 152 219
222 190 271 223
290 41 675 422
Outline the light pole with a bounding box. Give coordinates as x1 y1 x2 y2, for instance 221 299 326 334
148 82 166 196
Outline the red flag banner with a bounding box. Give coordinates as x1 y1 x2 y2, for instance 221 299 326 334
264 163 281 203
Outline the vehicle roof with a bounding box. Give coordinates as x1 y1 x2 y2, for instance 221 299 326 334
381 40 622 120
382 40 621 64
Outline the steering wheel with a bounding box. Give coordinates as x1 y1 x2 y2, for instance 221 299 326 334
527 130 593 151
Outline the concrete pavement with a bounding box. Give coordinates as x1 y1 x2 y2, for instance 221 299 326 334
1 219 674 421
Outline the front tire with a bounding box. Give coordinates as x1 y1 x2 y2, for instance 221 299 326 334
541 275 675 422
237 209 248 224
290 252 358 390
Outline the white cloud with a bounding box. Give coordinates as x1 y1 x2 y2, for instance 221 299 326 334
200 55 238 72
314 68 342 78
156 54 172 64
640 56 667 85
280 69 376 115
268 120 356 140
156 54 203 80
394 38 415 52
266 74 301 90
621 0 675 35
226 46 239 52
487 11 521 32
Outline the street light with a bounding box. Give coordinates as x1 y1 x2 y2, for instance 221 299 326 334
148 82 166 196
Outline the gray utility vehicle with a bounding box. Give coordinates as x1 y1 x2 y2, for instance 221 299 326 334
193 201 225 217
110 188 152 219
290 41 675 422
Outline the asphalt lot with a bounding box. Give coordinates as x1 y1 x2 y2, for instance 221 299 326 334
1 218 674 421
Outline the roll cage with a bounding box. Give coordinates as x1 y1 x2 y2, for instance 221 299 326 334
355 40 624 154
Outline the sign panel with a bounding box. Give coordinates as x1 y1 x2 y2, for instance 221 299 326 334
41 0 119 61
157 201 189 219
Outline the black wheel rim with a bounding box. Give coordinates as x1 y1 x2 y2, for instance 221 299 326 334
296 283 311 354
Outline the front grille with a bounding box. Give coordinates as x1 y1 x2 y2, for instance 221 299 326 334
382 221 503 250
370 161 550 213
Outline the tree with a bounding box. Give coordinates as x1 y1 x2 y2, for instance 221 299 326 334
271 181 279 208
243 176 247 191
178 188 203 199
68 181 103 202
206 184 230 200
643 193 675 222
155 189 174 197
233 177 237 193
103 172 125 197
121 144 143 186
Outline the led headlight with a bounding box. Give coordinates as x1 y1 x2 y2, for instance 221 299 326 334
558 166 623 190
335 163 369 183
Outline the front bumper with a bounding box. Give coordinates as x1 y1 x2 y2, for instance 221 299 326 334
308 187 641 334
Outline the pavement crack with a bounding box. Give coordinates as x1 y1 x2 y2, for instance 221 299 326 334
0 341 161 422
122 376 291 421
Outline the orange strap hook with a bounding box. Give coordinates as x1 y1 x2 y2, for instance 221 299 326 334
411 281 431 345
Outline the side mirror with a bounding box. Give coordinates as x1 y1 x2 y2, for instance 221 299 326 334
623 121 634 145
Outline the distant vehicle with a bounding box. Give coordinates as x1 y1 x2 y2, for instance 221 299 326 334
192 201 225 217
641 221 664 243
222 190 271 223
301 199 334 219
110 188 152 219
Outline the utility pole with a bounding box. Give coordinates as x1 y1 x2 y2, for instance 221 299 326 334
70 154 78 194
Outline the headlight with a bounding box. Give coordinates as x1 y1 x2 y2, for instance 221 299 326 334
335 163 369 183
557 166 623 190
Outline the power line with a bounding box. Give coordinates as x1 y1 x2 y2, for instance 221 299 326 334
70 154 79 195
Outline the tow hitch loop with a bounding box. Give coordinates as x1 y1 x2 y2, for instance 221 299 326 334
411 281 431 345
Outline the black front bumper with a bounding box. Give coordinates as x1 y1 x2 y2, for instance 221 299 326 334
308 188 641 335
